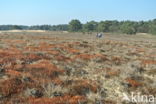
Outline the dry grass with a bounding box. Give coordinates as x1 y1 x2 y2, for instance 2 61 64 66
0 32 155 104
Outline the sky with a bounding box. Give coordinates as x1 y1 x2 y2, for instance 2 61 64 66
0 0 156 25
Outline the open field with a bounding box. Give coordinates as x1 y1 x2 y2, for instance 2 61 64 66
0 32 156 104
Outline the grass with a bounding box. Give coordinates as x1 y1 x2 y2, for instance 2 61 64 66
0 31 155 104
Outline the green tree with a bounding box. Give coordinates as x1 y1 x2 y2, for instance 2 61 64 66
137 21 149 33
83 21 98 32
69 19 82 32
97 21 113 32
148 19 156 35
97 21 107 32
108 20 119 32
120 21 137 34
13 25 22 30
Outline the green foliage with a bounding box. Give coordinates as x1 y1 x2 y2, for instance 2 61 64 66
97 20 120 32
148 19 156 35
136 21 149 33
83 21 98 32
120 21 137 34
0 25 29 30
29 25 68 31
69 19 82 32
108 21 119 32
149 25 156 35
0 25 68 31
97 21 107 32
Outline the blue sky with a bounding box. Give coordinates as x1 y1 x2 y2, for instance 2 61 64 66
0 0 155 25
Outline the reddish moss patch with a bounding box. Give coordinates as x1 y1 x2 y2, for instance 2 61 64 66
6 70 22 76
125 78 142 87
74 54 94 60
55 55 72 62
29 95 86 104
141 59 156 65
47 50 60 55
26 60 64 78
0 77 25 96
106 70 120 78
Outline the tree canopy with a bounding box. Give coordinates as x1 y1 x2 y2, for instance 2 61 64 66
69 19 82 32
0 19 156 35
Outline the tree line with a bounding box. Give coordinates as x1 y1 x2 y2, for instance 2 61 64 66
0 25 68 31
0 19 156 35
69 19 156 35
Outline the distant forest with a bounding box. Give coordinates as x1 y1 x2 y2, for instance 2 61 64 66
0 19 156 35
